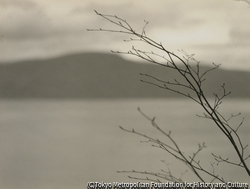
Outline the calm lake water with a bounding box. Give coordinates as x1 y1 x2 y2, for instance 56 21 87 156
0 99 249 188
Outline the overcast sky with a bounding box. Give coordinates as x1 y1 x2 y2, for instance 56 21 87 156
0 0 250 70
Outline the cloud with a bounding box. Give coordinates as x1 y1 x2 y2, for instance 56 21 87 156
0 0 91 41
0 2 53 40
0 0 250 70
0 0 36 10
230 27 250 44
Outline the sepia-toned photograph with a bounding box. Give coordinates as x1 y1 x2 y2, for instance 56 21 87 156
0 0 250 188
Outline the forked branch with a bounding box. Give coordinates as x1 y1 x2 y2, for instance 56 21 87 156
89 10 250 180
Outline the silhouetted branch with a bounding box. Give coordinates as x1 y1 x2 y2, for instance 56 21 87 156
89 10 250 182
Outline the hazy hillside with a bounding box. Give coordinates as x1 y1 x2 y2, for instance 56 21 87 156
0 52 249 99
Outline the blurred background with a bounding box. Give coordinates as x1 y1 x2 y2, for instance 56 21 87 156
0 0 250 188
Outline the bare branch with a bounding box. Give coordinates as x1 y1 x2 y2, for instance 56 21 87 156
89 10 250 181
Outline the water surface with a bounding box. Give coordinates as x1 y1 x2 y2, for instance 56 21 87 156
0 99 249 188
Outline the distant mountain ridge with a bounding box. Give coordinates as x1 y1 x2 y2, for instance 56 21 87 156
0 52 250 99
